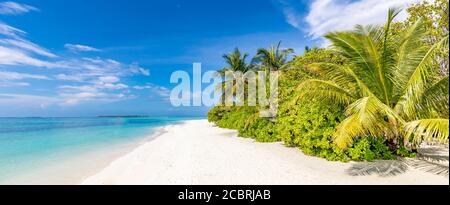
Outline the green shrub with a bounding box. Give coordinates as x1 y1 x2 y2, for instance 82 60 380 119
210 105 278 142
275 97 396 162
275 99 350 161
209 90 399 162
396 146 417 158
212 106 257 130
209 100 398 162
347 137 394 161
207 106 229 123
239 117 278 142
207 44 420 162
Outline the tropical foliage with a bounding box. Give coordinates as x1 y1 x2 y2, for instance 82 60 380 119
399 0 449 76
254 41 294 71
216 48 254 105
220 48 253 73
208 6 449 162
295 8 449 150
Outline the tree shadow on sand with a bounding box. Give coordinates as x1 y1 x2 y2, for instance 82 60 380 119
346 160 409 177
346 146 449 177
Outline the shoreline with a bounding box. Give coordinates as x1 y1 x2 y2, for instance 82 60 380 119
0 123 178 185
66 124 177 185
81 120 449 185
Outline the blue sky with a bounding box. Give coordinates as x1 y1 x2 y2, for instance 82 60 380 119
0 0 420 117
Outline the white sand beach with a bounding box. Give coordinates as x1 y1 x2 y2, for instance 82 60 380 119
82 120 449 185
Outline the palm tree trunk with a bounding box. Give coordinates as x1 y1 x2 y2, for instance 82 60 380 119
387 138 398 151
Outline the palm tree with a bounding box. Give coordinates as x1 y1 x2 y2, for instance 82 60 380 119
295 8 449 150
217 48 254 105
219 48 252 74
304 46 319 53
254 41 294 72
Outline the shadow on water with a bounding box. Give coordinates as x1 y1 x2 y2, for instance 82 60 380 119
346 145 449 177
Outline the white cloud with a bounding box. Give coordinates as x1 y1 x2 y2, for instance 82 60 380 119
132 85 151 90
64 44 101 52
152 86 170 97
58 85 98 93
51 58 149 105
57 75 130 105
95 78 129 90
102 83 128 90
0 22 25 37
1 22 149 80
56 58 150 83
0 81 29 87
0 9 150 107
0 38 57 57
0 70 49 80
129 63 150 76
304 0 422 39
0 45 59 67
276 0 302 29
0 22 61 68
99 76 120 83
0 94 58 109
0 1 38 15
55 74 86 82
0 91 131 107
276 0 424 47
133 83 171 100
59 81 128 93
59 91 130 106
59 92 105 106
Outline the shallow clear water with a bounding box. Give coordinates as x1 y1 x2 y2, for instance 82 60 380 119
0 117 196 184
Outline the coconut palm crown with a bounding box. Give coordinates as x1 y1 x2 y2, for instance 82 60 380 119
254 41 294 71
220 48 252 73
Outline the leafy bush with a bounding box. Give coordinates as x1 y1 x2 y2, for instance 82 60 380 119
347 137 394 161
209 94 399 162
208 42 424 162
276 99 350 161
209 74 397 162
210 106 257 130
396 146 417 158
207 106 228 122
209 106 278 142
239 117 277 142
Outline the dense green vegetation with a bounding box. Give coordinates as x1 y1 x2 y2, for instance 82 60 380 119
208 2 449 162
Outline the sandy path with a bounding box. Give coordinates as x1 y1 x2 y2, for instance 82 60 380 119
82 120 448 185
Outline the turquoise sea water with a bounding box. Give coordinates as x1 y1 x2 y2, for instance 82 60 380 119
0 117 197 184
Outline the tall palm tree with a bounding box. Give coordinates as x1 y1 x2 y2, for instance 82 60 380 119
254 41 294 72
217 48 254 105
296 8 449 150
219 48 252 74
304 46 319 53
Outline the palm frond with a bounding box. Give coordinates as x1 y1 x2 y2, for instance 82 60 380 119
255 41 293 71
333 115 366 149
395 35 449 119
419 76 450 118
304 63 357 89
358 24 395 105
393 19 428 96
295 79 356 105
222 48 252 72
334 96 403 149
404 119 449 144
325 32 376 81
295 8 449 150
